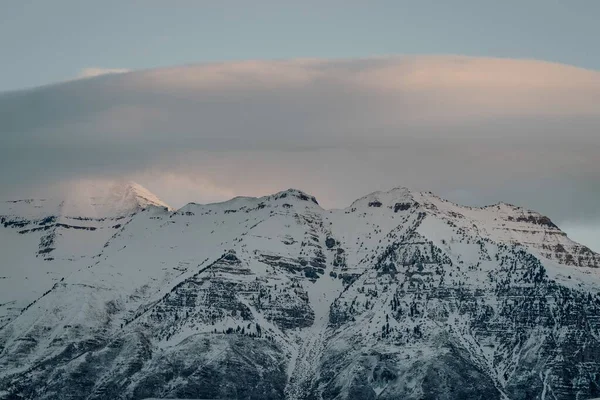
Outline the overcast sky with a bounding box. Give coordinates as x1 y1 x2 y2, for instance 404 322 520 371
1 2 599 251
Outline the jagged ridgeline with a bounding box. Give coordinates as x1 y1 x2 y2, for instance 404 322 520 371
1 184 600 400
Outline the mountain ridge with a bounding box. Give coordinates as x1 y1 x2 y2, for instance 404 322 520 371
1 184 599 399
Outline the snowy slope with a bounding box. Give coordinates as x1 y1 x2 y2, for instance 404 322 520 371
1 186 600 400
0 181 171 327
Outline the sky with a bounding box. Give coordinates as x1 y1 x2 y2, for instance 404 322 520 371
0 2 599 252
1 1 600 91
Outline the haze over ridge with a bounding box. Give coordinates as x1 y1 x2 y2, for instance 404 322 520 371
1 55 599 250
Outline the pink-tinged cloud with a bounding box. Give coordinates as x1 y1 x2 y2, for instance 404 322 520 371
1 56 599 229
78 67 130 78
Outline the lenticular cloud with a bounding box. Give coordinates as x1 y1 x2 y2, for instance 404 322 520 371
1 56 599 224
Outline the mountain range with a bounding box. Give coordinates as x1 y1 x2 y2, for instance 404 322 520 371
1 182 600 400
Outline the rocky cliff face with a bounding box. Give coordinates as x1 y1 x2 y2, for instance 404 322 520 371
1 186 599 400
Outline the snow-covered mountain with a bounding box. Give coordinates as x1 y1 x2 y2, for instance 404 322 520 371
0 181 171 327
1 185 599 399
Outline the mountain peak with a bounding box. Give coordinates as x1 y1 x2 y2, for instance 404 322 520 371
269 188 319 205
348 186 415 209
176 187 319 214
121 181 172 211
61 180 171 218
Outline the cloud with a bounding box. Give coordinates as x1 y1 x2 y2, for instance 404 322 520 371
78 67 130 78
1 55 599 243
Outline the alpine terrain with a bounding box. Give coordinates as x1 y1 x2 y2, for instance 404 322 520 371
1 182 600 400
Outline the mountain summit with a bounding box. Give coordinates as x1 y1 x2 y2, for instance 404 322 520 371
61 180 172 217
1 187 599 399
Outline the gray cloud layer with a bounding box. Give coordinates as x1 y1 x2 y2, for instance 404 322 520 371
1 56 599 229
